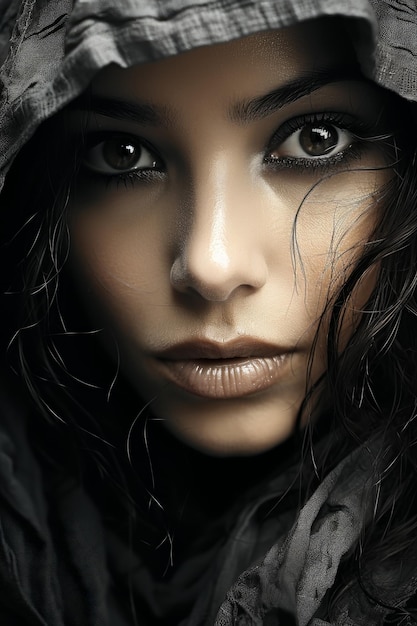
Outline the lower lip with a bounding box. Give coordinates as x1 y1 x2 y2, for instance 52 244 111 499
154 355 290 399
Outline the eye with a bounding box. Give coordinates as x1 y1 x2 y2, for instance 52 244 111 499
82 134 161 175
268 119 355 162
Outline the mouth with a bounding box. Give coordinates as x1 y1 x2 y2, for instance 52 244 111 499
152 339 294 399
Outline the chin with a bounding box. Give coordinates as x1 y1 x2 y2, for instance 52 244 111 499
162 405 300 457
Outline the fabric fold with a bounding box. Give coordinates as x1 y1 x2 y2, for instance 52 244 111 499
215 442 377 626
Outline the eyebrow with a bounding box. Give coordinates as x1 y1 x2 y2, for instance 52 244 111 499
69 65 365 127
230 65 364 124
68 94 175 127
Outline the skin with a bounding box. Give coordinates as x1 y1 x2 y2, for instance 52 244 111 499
67 19 392 456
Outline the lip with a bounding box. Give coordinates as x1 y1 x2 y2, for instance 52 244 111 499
152 339 294 399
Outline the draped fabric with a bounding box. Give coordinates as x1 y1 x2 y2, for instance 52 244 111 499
0 391 415 624
0 0 416 190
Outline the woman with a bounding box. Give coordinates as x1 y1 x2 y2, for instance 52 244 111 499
0 0 416 624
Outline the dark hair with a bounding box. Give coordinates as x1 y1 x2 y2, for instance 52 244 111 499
2 85 417 616
302 103 417 616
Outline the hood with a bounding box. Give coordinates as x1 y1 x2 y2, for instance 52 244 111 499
0 0 416 191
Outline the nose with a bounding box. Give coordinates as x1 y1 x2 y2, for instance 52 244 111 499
170 154 268 302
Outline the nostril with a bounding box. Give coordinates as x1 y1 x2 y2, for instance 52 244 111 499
169 198 268 300
170 256 188 293
170 252 266 302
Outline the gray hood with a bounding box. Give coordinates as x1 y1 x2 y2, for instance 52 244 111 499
0 0 416 192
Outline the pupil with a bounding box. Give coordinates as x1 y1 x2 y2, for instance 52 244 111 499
299 124 338 157
104 139 139 170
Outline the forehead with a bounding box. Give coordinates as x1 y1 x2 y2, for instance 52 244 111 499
90 18 357 102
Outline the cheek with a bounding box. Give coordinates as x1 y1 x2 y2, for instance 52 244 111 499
68 190 169 328
290 170 383 340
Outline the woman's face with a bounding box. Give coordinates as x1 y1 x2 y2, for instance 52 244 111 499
68 19 392 455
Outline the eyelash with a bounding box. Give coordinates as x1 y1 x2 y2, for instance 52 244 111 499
79 111 378 187
263 111 374 172
79 132 164 188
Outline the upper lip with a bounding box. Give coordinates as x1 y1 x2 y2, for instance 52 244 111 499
155 338 292 360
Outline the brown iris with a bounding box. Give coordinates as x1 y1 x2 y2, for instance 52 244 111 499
299 123 339 156
102 138 140 170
